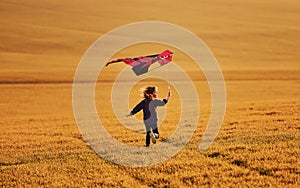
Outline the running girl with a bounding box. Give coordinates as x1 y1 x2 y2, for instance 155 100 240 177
127 86 171 147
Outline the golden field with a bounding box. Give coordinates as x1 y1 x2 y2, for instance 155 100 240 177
1 0 300 187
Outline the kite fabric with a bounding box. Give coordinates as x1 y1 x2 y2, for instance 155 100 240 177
105 50 173 76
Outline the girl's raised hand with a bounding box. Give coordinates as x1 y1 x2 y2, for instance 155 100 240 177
168 86 172 97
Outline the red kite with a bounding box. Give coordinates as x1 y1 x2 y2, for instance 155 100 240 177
105 50 173 76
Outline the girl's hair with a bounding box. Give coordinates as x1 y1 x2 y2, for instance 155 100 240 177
143 86 157 100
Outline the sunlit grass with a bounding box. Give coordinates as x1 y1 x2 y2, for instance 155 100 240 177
1 81 299 187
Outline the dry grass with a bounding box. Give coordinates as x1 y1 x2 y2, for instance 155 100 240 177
1 80 299 187
1 0 300 187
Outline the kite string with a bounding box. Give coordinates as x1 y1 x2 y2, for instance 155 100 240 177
165 64 170 90
167 65 169 84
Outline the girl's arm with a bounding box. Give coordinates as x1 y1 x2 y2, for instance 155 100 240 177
164 87 172 103
127 100 144 116
155 89 172 106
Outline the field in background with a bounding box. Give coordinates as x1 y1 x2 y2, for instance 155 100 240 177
1 0 300 187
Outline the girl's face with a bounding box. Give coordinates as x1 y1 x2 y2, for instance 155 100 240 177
153 88 158 98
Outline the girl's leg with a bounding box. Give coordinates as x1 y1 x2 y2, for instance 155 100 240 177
146 131 151 147
152 127 160 138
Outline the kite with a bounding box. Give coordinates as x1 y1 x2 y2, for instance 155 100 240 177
105 50 173 76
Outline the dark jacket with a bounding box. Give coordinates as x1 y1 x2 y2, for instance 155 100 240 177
131 98 168 121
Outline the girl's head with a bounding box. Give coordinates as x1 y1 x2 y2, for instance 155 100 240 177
143 86 158 99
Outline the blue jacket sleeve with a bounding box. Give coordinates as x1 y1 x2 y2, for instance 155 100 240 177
153 98 168 106
131 100 144 115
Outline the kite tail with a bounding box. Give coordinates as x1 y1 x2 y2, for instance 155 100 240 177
105 59 125 66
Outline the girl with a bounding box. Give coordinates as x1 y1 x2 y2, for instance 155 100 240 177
127 86 171 147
